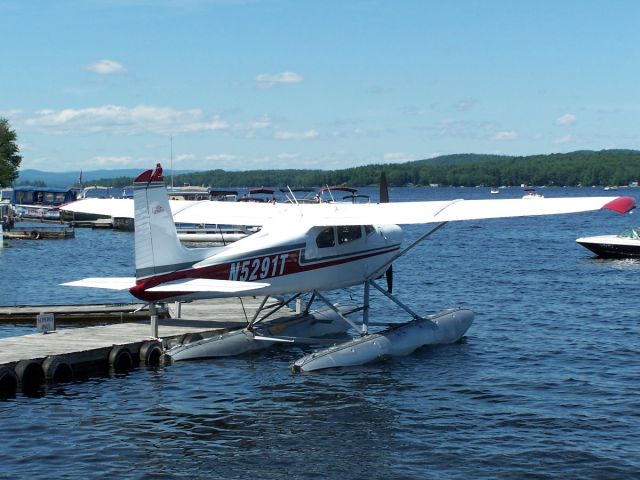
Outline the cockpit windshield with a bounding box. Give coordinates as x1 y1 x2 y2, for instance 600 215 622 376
618 227 640 239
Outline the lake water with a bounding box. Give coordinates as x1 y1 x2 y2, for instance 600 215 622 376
0 187 639 479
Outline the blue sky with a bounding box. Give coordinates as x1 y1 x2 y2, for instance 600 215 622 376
1 0 639 173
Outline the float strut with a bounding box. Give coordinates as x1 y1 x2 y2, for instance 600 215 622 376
314 291 362 333
369 280 425 321
362 282 370 335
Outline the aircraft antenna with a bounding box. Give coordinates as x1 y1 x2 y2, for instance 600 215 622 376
170 136 174 191
286 186 299 205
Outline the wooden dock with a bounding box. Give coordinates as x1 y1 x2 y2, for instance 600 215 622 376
0 297 294 396
2 224 75 240
0 303 150 324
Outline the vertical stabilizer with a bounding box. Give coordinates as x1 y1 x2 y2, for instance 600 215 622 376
133 164 216 280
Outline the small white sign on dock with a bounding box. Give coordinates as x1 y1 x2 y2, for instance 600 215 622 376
37 312 55 333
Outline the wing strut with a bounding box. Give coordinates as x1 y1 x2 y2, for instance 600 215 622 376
314 291 363 333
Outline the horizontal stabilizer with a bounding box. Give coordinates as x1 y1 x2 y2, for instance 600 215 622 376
61 277 137 290
146 278 270 293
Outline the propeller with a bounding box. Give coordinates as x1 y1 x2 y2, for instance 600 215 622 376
380 172 393 293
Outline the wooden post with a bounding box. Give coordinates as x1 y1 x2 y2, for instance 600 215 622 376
149 303 158 338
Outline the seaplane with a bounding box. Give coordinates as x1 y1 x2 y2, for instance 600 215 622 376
62 164 635 372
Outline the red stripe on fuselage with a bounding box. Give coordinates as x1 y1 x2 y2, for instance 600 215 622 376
129 245 400 301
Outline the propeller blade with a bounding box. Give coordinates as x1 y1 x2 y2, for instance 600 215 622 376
380 172 389 203
386 264 393 293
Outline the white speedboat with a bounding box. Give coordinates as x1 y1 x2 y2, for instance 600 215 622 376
522 188 544 199
576 227 640 258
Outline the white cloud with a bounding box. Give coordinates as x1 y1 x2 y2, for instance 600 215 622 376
454 99 476 111
205 153 237 162
93 156 134 166
256 71 304 88
493 131 517 140
0 109 22 118
275 129 319 140
553 135 572 144
248 116 272 129
175 154 196 163
277 152 299 160
24 105 229 135
418 118 499 140
85 59 126 75
384 152 413 162
555 113 576 125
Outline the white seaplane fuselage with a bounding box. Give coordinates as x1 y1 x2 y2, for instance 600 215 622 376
130 221 403 302
62 165 636 370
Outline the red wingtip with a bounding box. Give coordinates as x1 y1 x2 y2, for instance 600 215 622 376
134 169 153 183
603 196 636 214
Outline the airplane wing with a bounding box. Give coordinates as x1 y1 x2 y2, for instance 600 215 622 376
291 196 635 226
146 278 270 293
171 195 635 227
61 195 635 227
61 277 137 290
60 198 203 219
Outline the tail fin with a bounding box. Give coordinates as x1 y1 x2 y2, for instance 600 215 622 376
133 164 217 280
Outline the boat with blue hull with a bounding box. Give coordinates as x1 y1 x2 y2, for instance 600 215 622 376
12 186 78 221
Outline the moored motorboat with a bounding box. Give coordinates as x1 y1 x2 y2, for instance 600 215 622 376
522 188 544 199
576 227 640 258
12 186 78 221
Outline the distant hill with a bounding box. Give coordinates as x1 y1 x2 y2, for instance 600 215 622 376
14 150 640 188
167 149 640 188
409 153 511 167
17 169 196 187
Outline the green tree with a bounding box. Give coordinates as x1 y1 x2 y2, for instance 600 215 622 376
0 118 22 187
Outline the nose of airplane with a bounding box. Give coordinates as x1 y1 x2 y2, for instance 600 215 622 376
380 224 404 245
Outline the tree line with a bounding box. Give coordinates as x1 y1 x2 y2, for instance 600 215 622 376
0 118 22 188
96 150 640 188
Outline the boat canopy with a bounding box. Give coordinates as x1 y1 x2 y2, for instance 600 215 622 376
318 186 358 194
11 186 77 206
209 190 239 201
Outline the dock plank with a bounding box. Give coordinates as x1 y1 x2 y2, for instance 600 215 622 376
0 297 296 367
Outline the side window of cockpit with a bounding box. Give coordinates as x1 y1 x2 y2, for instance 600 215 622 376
364 225 375 236
316 227 335 248
338 225 362 244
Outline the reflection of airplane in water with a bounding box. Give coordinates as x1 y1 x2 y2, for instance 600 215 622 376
63 164 635 371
